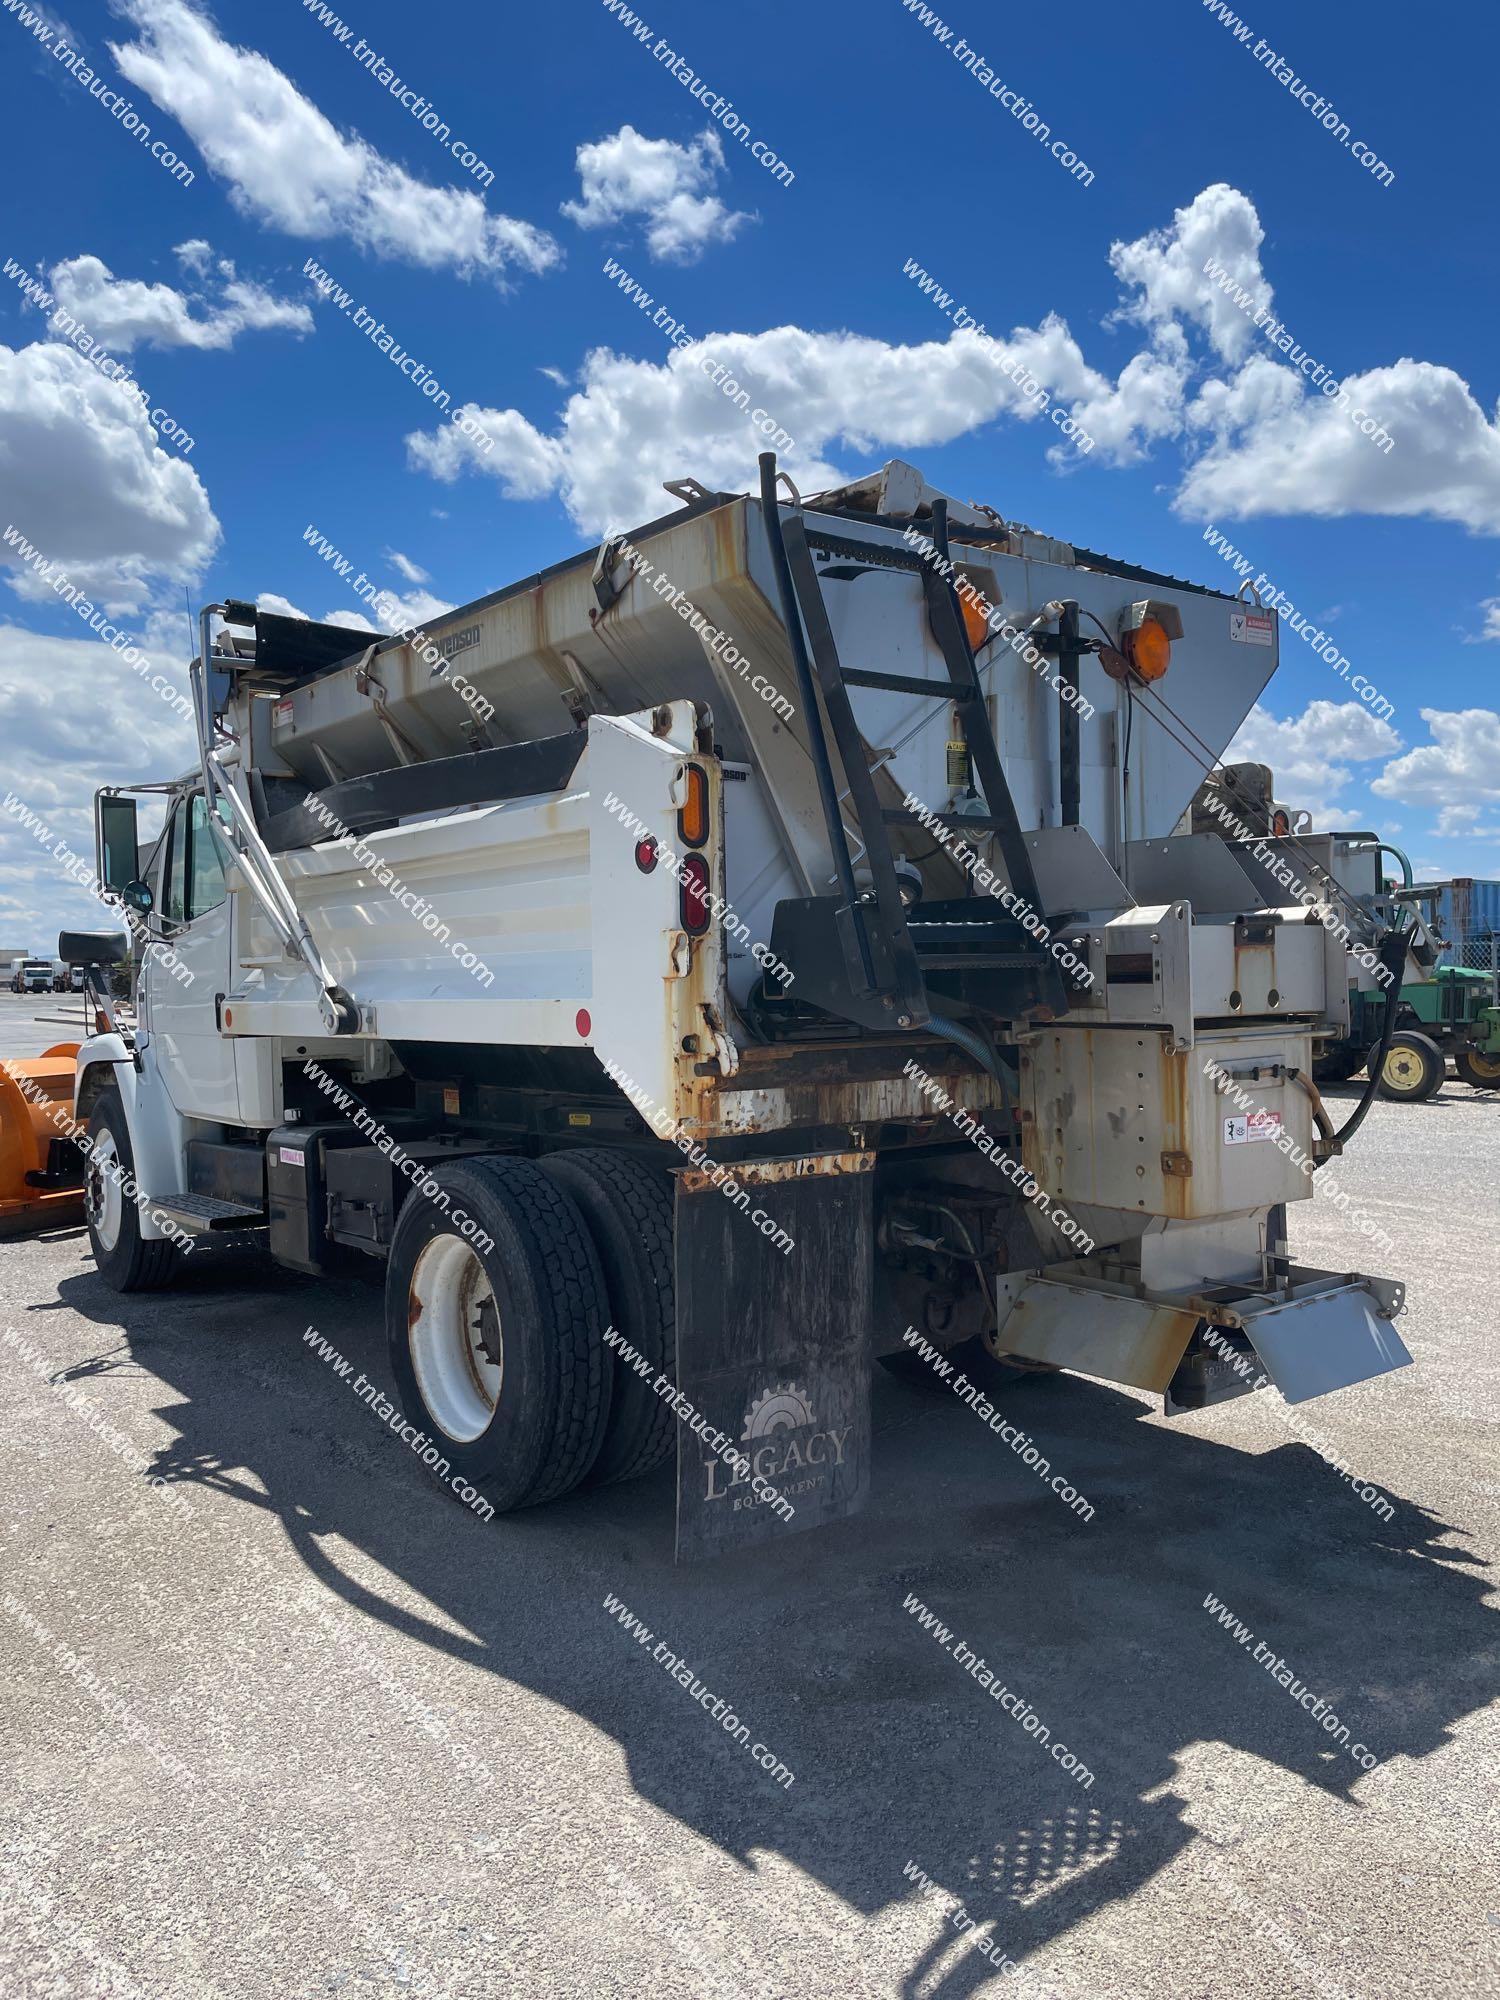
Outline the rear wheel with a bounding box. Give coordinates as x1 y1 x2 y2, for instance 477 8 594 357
386 1156 611 1513
1378 1031 1445 1102
1455 1047 1500 1090
83 1091 180 1292
540 1149 676 1486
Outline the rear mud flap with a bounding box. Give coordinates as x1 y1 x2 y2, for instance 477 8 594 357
673 1151 873 1561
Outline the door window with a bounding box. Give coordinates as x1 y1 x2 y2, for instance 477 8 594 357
160 793 228 924
186 794 228 919
161 800 189 924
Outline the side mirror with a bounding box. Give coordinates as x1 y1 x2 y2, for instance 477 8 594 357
122 879 154 915
97 794 140 897
59 928 130 967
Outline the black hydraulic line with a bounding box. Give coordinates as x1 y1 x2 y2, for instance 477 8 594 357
1320 927 1411 1162
1057 600 1081 826
756 453 875 990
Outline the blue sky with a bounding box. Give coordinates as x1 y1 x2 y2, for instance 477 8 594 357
2 0 1498 944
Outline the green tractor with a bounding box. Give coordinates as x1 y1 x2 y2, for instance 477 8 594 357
1317 966 1500 1102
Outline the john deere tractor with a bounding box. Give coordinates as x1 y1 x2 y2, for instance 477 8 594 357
1317 965 1500 1102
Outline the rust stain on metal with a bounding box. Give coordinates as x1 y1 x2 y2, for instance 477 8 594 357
1159 1039 1190 1219
679 1150 873 1195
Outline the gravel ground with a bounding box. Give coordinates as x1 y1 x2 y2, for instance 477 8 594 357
1 989 1497 2000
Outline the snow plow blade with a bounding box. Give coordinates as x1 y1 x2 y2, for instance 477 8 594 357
0 1044 84 1237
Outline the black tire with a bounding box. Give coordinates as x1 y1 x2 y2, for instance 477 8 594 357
1455 1047 1500 1090
1377 1030 1445 1102
1312 1046 1366 1085
83 1090 180 1293
541 1149 676 1486
385 1155 611 1514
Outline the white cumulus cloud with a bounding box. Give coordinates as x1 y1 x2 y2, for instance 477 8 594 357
1372 707 1500 808
109 0 559 284
0 340 219 611
1109 182 1272 364
47 252 313 352
563 126 750 263
406 318 1185 534
1225 699 1403 824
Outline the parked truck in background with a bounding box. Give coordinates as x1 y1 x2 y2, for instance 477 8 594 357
63 457 1415 1557
12 958 53 995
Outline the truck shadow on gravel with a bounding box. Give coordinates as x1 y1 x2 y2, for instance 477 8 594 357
53 1251 1500 1999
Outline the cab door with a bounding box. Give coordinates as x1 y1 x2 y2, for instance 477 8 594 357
143 791 241 1122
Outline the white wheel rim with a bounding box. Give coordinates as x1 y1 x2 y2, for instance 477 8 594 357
407 1236 501 1443
85 1130 124 1252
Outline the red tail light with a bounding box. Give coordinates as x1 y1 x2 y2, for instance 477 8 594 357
679 852 711 936
634 836 658 872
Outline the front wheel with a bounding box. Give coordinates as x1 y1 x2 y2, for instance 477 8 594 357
385 1156 612 1514
1377 1031 1445 1102
83 1090 180 1292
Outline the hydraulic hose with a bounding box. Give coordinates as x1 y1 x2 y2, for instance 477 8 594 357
1374 842 1413 890
927 1012 1018 1105
1321 925 1411 1160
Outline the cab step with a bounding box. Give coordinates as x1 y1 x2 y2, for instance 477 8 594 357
154 1192 267 1232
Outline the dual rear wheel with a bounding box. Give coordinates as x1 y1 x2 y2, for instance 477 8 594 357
386 1149 675 1516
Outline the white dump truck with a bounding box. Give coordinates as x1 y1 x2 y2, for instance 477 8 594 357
66 458 1412 1555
